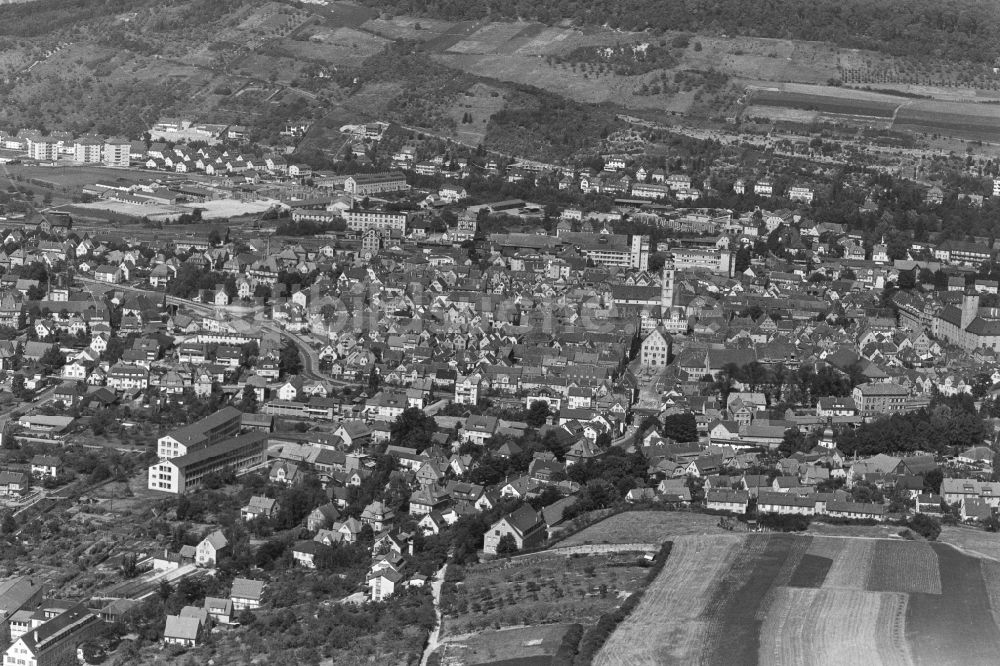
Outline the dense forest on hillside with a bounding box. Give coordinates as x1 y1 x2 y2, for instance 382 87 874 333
485 86 621 162
0 0 250 37
0 0 138 36
364 0 1000 64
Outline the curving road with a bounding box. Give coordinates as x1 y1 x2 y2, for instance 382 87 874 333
76 277 344 383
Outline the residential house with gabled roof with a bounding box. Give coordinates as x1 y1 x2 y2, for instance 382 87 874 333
164 614 202 646
241 495 277 522
195 530 228 566
306 502 341 532
461 414 498 446
230 578 264 611
483 505 546 554
204 597 233 625
292 540 325 568
360 500 395 532
408 486 450 517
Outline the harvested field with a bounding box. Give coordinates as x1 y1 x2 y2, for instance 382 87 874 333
804 535 846 560
787 554 833 588
823 539 873 589
700 534 792 666
907 544 1000 666
744 105 819 123
771 535 810 588
362 16 459 42
593 534 744 666
940 526 1000 561
760 587 912 666
868 541 941 595
982 559 1000 633
806 522 904 539
559 511 724 547
446 22 530 55
598 534 1000 664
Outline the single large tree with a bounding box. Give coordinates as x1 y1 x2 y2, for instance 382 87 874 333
240 384 258 414
496 534 519 557
662 413 697 443
525 400 551 428
390 407 437 450
279 342 303 376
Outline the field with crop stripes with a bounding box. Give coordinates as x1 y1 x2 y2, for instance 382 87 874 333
749 89 899 118
594 534 744 666
893 100 1000 141
597 534 1000 665
744 85 1000 140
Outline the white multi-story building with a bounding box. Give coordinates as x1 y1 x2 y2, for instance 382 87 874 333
640 328 672 366
454 374 480 405
343 210 407 235
148 432 267 494
107 364 148 391
3 604 99 666
344 172 409 196
631 182 672 200
156 406 243 460
103 137 131 167
669 247 734 277
27 137 59 161
788 186 814 203
73 138 103 164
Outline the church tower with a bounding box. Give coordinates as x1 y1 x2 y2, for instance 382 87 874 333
961 291 980 330
660 257 675 310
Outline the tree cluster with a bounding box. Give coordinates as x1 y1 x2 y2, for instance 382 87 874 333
836 394 987 455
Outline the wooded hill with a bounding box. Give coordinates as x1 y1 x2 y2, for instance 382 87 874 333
362 0 1000 65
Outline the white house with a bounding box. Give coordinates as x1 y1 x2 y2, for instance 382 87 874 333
195 530 228 566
